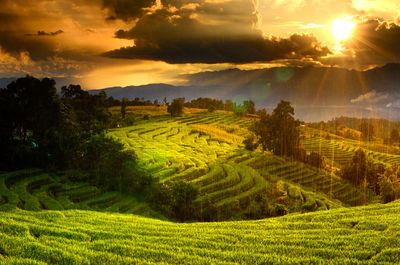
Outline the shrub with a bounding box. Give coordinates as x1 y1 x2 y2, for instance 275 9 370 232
243 135 259 151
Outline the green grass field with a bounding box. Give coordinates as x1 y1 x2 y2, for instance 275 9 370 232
2 110 400 263
1 200 400 264
0 169 163 219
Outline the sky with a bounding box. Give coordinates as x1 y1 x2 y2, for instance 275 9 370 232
0 0 399 89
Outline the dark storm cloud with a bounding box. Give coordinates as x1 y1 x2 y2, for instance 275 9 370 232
0 31 59 60
102 0 157 21
103 0 330 64
344 19 400 65
25 30 64 37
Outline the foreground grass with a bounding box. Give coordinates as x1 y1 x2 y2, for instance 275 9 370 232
1 201 400 264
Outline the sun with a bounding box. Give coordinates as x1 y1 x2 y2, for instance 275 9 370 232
331 18 355 41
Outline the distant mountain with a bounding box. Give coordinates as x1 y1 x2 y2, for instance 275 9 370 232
92 64 400 122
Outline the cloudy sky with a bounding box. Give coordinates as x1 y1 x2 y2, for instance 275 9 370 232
0 0 399 89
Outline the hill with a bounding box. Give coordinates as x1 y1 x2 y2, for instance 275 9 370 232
0 200 399 264
0 169 162 219
108 111 364 218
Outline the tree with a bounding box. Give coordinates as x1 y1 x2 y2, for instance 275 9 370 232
253 101 300 157
233 100 250 116
378 165 400 203
121 97 128 119
360 121 374 141
150 181 199 222
247 100 256 114
341 149 368 186
390 128 400 145
61 84 111 136
167 98 185 117
0 76 63 169
243 134 259 151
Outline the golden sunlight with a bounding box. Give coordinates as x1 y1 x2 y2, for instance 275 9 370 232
331 18 355 41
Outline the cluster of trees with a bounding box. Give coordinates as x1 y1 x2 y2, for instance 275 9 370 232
359 121 374 141
340 149 400 203
113 96 163 107
167 98 185 117
184 97 230 111
233 100 256 115
183 97 257 115
246 100 324 169
0 76 151 196
150 181 199 222
250 100 300 157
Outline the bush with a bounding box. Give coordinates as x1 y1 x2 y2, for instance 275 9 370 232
167 98 185 117
243 135 259 151
78 134 152 195
378 165 400 203
150 181 199 222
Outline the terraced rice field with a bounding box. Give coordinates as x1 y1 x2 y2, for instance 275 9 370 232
302 133 400 167
109 112 363 216
1 200 400 264
0 169 158 217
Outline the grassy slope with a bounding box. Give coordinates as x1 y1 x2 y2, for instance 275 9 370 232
0 169 162 219
1 201 400 264
301 126 400 168
109 112 362 215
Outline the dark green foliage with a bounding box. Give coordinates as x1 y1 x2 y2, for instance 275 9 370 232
252 101 300 157
341 149 384 194
61 85 111 137
359 121 374 141
0 76 63 169
151 181 199 222
308 151 325 169
247 100 256 114
233 100 249 115
390 128 399 145
121 97 128 119
341 149 368 186
167 98 185 117
378 165 400 203
80 134 151 194
243 135 259 151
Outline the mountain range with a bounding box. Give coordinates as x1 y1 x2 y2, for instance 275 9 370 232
2 64 400 121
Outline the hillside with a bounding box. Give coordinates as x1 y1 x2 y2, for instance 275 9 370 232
1 200 400 264
108 111 364 218
0 169 162 219
301 126 400 168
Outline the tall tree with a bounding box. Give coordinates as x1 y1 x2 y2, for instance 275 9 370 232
0 76 62 169
167 98 185 117
121 97 128 119
252 101 300 157
390 128 399 145
247 100 256 114
360 121 374 141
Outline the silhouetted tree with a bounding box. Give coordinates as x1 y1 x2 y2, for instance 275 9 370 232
121 97 128 119
390 129 400 145
0 76 62 169
253 101 300 157
247 100 256 114
167 98 185 117
360 121 374 141
378 165 400 203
